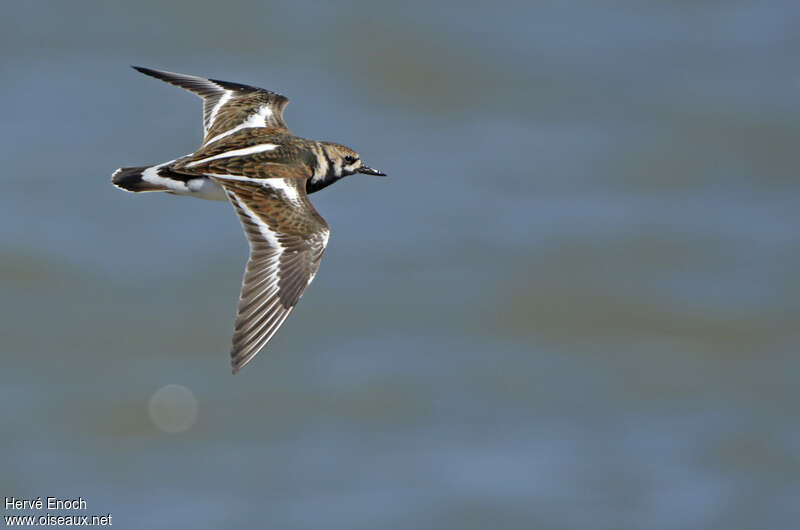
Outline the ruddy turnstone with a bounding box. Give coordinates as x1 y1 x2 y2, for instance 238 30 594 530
112 66 386 374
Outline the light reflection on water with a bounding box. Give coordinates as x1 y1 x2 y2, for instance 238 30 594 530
2 1 800 529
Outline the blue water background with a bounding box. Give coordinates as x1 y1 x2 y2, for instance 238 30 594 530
2 1 799 528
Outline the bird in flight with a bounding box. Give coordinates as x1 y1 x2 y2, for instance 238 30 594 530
112 66 386 373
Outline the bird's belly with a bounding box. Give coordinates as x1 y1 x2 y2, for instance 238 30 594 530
172 177 228 201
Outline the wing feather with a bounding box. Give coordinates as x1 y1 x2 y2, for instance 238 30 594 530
132 66 291 143
216 175 329 373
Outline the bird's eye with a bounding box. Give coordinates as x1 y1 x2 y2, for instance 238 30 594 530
344 155 357 164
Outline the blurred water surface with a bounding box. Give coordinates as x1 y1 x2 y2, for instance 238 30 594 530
2 1 799 529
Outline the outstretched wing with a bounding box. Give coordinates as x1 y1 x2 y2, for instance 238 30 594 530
214 174 330 373
132 66 290 145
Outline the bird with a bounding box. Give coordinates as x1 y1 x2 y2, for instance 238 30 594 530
112 66 386 374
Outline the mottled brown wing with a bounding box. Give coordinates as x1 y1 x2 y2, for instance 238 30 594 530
172 129 307 180
132 66 290 144
215 176 330 373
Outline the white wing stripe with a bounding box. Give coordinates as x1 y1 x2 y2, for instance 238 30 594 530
217 176 301 203
228 192 283 249
267 178 300 202
204 105 275 145
205 173 267 183
186 144 279 167
206 90 233 131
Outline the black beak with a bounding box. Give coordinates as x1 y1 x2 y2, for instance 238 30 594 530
358 164 386 177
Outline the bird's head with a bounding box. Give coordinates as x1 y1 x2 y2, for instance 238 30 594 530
324 143 386 178
307 142 386 194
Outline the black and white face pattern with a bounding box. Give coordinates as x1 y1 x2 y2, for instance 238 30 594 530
307 142 362 193
327 143 385 178
341 153 362 175
326 143 362 177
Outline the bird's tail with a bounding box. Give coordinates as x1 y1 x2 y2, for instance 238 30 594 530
111 165 169 192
